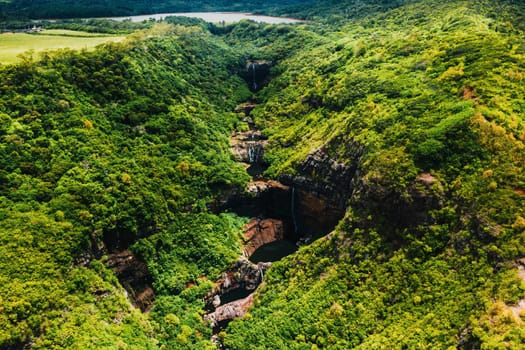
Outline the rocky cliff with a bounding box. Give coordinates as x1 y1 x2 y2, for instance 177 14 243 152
204 293 255 328
106 250 155 312
242 218 286 257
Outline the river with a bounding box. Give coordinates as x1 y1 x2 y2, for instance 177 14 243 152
106 12 306 24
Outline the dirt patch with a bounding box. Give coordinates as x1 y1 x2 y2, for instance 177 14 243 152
461 86 479 101
510 265 525 320
514 188 525 197
417 172 436 184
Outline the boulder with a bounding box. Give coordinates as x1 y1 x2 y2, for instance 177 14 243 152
204 293 255 328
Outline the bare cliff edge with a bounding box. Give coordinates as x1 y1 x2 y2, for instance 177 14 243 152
242 218 285 257
280 143 445 233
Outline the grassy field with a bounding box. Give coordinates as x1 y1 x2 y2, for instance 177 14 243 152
0 30 125 64
36 29 117 37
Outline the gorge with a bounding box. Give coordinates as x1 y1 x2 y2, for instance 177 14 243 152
1 1 524 348
204 68 347 333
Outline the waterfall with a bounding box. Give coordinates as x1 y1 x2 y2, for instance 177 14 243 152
291 186 298 234
251 63 257 91
259 266 264 282
248 145 256 163
247 143 262 164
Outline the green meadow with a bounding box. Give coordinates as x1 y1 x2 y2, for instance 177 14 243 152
0 30 125 64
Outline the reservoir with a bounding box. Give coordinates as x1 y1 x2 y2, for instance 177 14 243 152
106 12 306 24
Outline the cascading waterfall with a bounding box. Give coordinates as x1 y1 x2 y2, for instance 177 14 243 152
251 63 257 91
248 144 255 163
247 143 263 163
291 186 298 234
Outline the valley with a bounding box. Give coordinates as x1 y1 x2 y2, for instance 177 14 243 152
0 0 525 349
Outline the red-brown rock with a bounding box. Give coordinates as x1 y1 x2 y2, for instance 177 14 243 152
243 218 285 257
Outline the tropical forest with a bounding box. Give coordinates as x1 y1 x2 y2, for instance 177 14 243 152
0 0 524 349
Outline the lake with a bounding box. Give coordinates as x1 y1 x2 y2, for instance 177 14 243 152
106 12 305 24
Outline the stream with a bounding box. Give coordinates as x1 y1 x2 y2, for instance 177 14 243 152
203 62 300 338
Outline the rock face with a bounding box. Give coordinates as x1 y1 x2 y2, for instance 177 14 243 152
106 250 155 312
230 130 268 164
244 60 272 91
354 171 445 228
204 293 255 328
222 180 291 222
234 102 258 116
203 258 270 327
406 173 445 224
242 218 285 257
280 145 362 210
214 258 271 294
294 190 346 238
279 147 355 237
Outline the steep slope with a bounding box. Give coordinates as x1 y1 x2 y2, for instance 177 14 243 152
0 23 252 348
222 0 525 348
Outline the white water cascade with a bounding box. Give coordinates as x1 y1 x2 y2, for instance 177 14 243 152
247 143 263 163
251 63 257 91
291 186 298 234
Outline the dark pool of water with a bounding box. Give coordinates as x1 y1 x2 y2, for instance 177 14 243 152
249 240 297 263
220 287 253 305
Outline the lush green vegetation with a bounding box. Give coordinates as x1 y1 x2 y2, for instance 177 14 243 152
1 0 525 349
0 22 251 348
221 0 525 348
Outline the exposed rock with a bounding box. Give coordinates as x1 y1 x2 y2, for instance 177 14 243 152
279 136 447 233
246 60 272 71
280 145 362 210
294 189 346 238
107 250 155 312
204 258 270 315
212 295 221 309
246 180 289 196
510 265 525 319
244 60 272 91
354 171 445 228
230 130 268 164
216 258 271 293
234 102 258 116
406 173 445 224
276 147 354 237
204 293 255 328
243 218 285 257
221 180 291 221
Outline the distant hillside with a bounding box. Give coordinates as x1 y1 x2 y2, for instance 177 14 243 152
0 0 315 19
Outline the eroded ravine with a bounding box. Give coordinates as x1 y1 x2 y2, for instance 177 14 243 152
203 65 345 338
